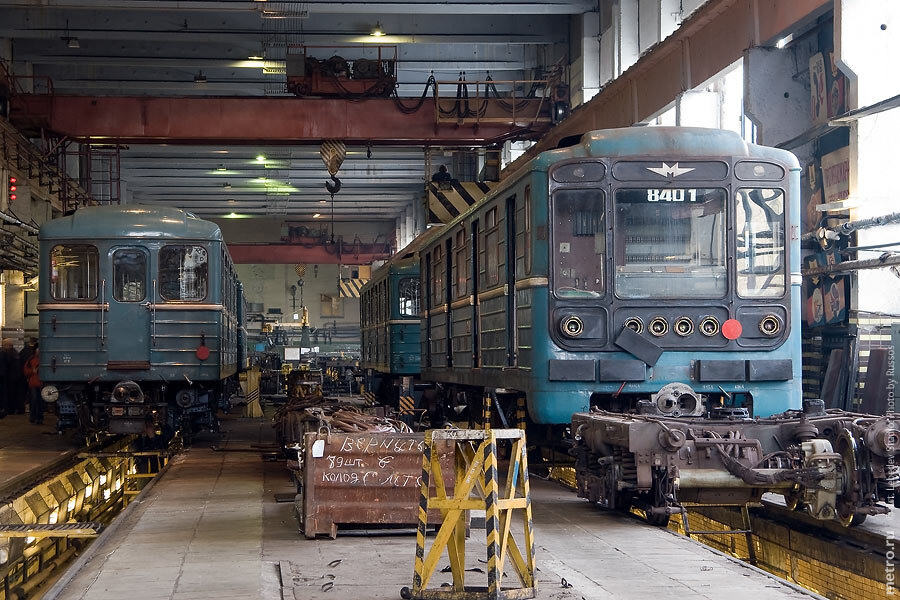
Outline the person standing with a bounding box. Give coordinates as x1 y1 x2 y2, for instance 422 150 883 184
0 339 23 416
24 346 42 424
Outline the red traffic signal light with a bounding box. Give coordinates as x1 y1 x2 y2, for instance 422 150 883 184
8 176 17 201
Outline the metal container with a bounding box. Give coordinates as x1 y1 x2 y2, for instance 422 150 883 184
300 432 454 539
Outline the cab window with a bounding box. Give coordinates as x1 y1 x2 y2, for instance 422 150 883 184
50 244 99 301
159 245 209 301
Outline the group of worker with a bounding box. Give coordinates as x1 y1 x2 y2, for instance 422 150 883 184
0 338 44 424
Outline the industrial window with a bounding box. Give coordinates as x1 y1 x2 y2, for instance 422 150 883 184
50 244 99 301
736 188 785 298
159 245 209 301
455 229 468 298
398 277 420 317
113 249 147 302
484 208 500 286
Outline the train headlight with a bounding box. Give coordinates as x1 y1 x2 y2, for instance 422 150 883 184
648 317 668 337
623 317 644 334
560 315 584 338
673 317 694 337
41 385 59 403
699 316 720 337
759 315 781 336
112 381 144 404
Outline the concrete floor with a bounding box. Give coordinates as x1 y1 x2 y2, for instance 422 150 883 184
50 417 819 600
0 412 80 492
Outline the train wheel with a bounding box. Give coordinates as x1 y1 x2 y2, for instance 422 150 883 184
644 510 671 527
835 429 862 527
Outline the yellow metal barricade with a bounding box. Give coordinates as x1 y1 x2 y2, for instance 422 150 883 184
403 428 536 600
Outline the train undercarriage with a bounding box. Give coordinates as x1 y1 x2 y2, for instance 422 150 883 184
572 399 900 527
46 378 237 442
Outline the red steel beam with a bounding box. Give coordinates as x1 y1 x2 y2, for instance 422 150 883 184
10 95 544 145
228 243 391 265
503 0 830 176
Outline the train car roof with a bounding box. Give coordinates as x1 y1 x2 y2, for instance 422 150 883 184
362 225 445 292
533 126 801 171
425 126 801 240
39 205 222 241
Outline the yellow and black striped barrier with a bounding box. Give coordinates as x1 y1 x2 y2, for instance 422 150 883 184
404 428 536 600
399 395 416 415
515 397 526 430
480 393 492 430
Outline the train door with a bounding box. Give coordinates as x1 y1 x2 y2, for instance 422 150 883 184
107 247 151 369
471 220 479 366
505 196 517 367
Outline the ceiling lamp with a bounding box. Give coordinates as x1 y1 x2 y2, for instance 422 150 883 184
223 183 232 190
256 154 266 162
66 37 80 49
248 54 264 60
194 71 208 84
370 22 385 37
312 213 321 218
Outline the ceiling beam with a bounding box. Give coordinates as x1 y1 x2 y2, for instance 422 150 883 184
12 95 546 145
502 0 832 176
0 0 593 14
227 243 392 264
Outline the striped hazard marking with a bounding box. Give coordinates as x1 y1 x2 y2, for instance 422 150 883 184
339 278 367 298
427 180 496 224
399 395 416 415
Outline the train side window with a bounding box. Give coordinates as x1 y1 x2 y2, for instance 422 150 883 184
432 245 443 305
735 188 785 298
159 245 209 301
50 244 99 301
399 278 420 317
524 185 532 275
485 207 500 286
455 228 467 298
112 249 146 302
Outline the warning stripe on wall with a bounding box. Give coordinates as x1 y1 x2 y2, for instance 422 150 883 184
427 180 496 224
339 278 367 298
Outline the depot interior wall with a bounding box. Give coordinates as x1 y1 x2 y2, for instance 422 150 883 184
1 185 54 347
234 262 359 333
836 0 900 315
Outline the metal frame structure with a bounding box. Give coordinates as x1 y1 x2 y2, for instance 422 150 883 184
406 428 535 600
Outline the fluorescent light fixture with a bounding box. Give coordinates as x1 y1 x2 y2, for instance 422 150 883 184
313 213 321 218
248 54 264 60
319 200 327 204
775 34 793 49
256 154 266 162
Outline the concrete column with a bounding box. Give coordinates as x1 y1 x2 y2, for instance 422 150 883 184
405 205 415 246
570 12 601 106
743 47 810 147
0 38 11 62
617 0 640 76
835 0 900 314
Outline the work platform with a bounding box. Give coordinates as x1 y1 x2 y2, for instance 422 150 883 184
44 417 820 600
0 414 81 494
